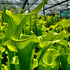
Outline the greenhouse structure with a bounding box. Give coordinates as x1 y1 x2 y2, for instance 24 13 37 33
0 0 70 70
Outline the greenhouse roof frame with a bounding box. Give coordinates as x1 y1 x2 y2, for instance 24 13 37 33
0 3 24 4
42 0 68 11
0 0 69 15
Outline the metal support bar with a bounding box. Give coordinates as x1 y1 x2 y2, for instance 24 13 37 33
60 11 62 18
43 5 45 15
27 3 30 12
22 0 28 9
67 0 68 17
42 0 68 11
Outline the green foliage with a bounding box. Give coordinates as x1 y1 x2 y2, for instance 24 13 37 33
0 0 70 70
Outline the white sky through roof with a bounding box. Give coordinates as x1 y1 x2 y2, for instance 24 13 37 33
16 0 19 1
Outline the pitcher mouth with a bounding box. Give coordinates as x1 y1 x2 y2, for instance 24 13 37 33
10 35 33 42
